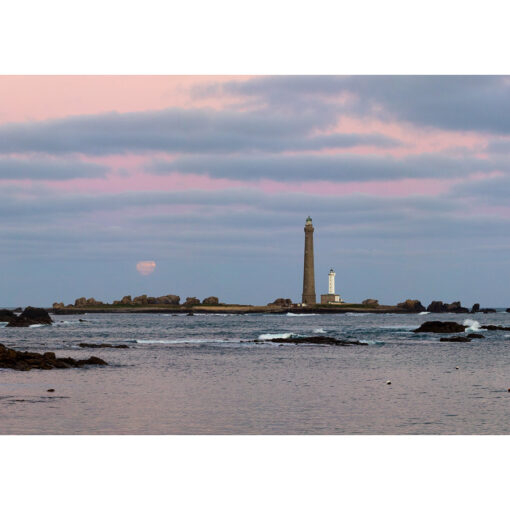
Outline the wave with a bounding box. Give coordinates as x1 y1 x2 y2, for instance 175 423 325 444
345 312 370 316
313 328 327 334
286 313 317 316
463 319 486 332
418 311 430 315
258 333 295 340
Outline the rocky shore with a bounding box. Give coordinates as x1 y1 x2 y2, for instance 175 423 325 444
0 343 107 371
255 336 367 346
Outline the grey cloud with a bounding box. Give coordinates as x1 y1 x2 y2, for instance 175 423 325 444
204 76 510 135
0 107 397 156
0 157 108 180
150 152 501 182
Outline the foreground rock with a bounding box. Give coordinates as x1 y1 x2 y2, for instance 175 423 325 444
440 336 471 342
260 336 366 346
414 321 466 333
397 299 426 313
467 333 485 339
0 343 107 371
79 343 129 349
6 307 53 327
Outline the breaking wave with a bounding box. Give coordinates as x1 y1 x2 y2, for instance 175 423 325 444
463 319 486 332
286 313 317 316
313 328 327 334
258 333 295 340
136 338 231 344
418 311 430 315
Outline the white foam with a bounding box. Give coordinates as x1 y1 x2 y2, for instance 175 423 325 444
258 333 294 340
463 319 486 332
28 324 48 328
286 313 317 316
418 311 430 315
313 328 326 334
346 312 370 316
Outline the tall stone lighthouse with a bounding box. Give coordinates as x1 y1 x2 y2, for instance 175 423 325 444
302 216 316 305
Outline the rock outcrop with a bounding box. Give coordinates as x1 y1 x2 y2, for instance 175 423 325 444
414 321 466 333
480 308 497 313
362 299 379 306
426 301 469 313
120 295 132 305
78 343 129 349
471 303 480 313
86 297 104 306
6 307 53 328
484 324 510 331
467 333 484 338
0 309 16 322
202 296 219 305
52 302 65 309
0 343 107 371
267 298 292 307
259 336 366 346
155 295 180 305
133 294 148 305
75 297 87 307
439 336 471 342
397 299 426 313
184 297 200 306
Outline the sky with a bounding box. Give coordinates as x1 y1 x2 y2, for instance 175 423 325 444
1 75 510 307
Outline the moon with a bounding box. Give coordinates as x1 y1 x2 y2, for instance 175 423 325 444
136 260 156 276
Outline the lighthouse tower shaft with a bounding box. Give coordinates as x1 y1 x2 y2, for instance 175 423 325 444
328 270 335 294
302 217 316 305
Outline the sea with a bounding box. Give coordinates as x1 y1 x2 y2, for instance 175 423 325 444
1 311 510 434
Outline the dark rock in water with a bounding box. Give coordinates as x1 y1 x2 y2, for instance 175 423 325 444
414 321 466 333
186 312 194 316
78 343 129 349
440 336 471 342
6 307 53 327
506 308 510 313
397 299 426 312
467 333 484 339
484 324 510 331
0 343 107 371
268 298 292 307
0 309 16 322
427 301 447 313
203 296 220 305
262 336 366 346
480 308 497 313
426 301 469 313
362 298 379 306
471 303 480 313
47 389 55 392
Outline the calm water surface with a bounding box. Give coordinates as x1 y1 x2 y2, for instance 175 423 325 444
1 311 509 434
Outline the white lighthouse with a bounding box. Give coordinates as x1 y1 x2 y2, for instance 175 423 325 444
321 268 342 304
328 268 336 294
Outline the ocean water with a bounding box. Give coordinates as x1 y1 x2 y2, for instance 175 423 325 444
1 311 510 434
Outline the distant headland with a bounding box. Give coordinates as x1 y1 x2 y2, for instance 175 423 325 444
46 217 506 315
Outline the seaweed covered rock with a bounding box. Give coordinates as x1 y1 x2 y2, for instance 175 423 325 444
6 307 53 328
261 336 365 346
414 321 465 333
0 343 107 371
